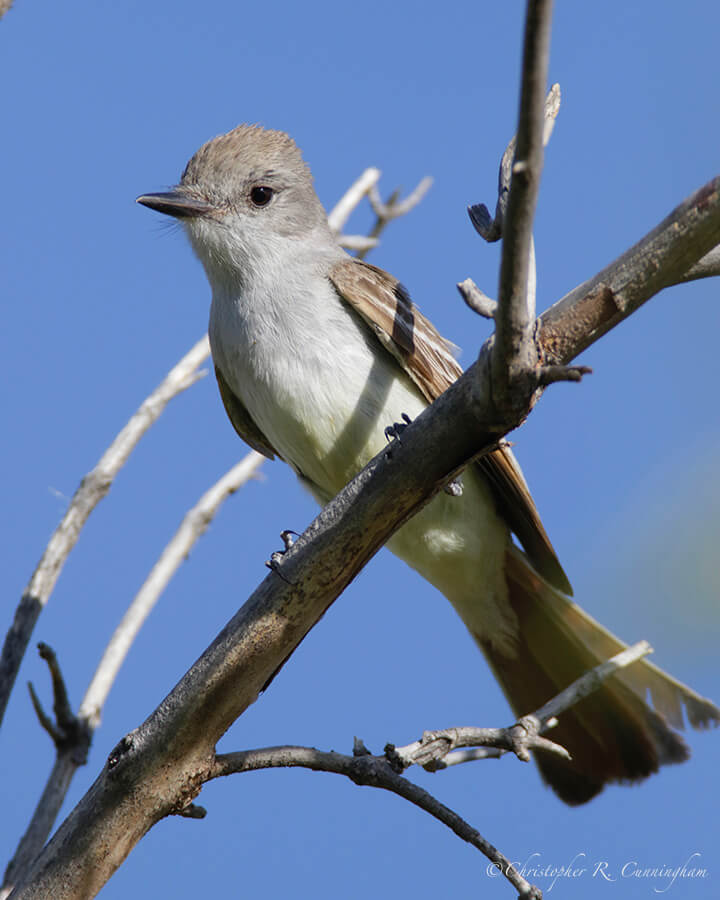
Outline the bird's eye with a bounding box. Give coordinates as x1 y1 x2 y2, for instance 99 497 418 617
250 185 274 207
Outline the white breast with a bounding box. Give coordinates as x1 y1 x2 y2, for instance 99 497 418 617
208 250 428 500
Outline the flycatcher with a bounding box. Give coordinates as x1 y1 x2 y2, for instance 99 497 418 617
138 124 718 804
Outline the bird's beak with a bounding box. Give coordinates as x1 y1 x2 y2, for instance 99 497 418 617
136 190 213 219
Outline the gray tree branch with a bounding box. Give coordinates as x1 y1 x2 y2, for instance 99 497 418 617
212 746 541 899
493 0 555 404
209 642 651 899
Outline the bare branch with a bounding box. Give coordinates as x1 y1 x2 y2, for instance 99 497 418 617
387 642 651 772
528 640 653 726
327 168 432 263
493 0 555 393
468 83 561 244
539 176 720 364
336 234 379 253
388 726 570 771
37 644 75 733
367 177 434 221
457 278 497 319
541 81 561 143
79 450 265 729
356 178 433 262
212 746 541 899
175 804 206 820
0 337 210 732
537 364 592 386
1 754 80 900
327 167 381 233
27 683 61 745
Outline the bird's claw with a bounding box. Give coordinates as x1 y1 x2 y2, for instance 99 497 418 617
384 412 412 444
265 530 300 579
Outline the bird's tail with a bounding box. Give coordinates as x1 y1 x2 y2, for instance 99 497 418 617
473 545 719 805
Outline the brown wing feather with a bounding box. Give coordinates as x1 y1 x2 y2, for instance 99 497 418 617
329 258 572 595
476 447 573 595
215 365 280 460
329 259 461 399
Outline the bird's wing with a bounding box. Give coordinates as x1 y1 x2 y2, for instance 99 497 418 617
329 257 572 595
214 365 280 461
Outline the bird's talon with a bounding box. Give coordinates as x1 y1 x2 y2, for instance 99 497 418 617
384 412 413 444
279 530 298 551
265 529 300 570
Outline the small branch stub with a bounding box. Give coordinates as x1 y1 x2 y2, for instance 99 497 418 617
537 364 593 386
457 278 498 319
28 644 90 764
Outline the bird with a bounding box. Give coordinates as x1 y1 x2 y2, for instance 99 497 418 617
137 123 719 804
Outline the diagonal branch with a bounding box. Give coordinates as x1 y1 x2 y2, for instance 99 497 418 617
0 338 210 733
539 175 720 364
327 167 381 233
78 451 266 730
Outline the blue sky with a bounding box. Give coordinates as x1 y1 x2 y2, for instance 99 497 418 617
2 2 719 898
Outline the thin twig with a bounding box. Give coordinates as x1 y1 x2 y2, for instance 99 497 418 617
389 642 652 771
336 234 379 253
527 641 652 727
79 451 266 728
327 167 381 233
36 644 75 734
457 279 498 318
468 84 560 244
368 177 434 221
358 179 433 262
212 746 541 899
327 167 432 262
0 337 210 732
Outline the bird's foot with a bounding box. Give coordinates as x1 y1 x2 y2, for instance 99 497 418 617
384 412 412 444
266 530 299 583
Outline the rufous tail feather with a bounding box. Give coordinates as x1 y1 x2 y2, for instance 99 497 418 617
473 545 719 805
